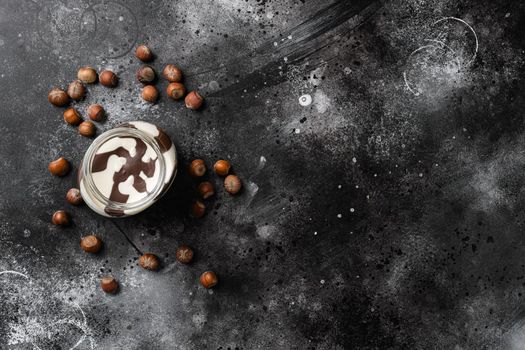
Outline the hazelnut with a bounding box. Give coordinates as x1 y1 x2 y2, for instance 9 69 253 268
80 235 102 253
136 65 156 84
135 45 153 62
67 80 86 100
189 159 206 177
185 91 204 110
100 276 118 294
66 188 83 205
139 253 160 271
48 157 70 176
87 104 105 121
175 245 194 264
190 200 206 218
52 210 70 226
141 85 159 103
99 70 118 87
63 108 82 126
48 88 69 107
200 271 218 289
166 82 186 100
224 175 242 194
78 121 96 137
77 66 97 83
198 181 215 199
162 64 182 82
213 160 231 176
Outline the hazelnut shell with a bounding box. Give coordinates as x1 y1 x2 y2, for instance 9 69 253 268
48 88 69 107
224 175 242 194
200 271 218 289
63 108 82 126
80 235 102 253
139 253 160 271
48 157 70 176
87 104 105 121
166 82 186 100
52 210 70 226
176 245 194 264
189 159 206 177
77 66 97 83
67 80 86 101
141 85 159 103
99 70 118 87
162 64 182 82
135 45 153 62
78 121 96 137
213 160 231 176
66 188 83 205
185 91 204 110
100 276 118 294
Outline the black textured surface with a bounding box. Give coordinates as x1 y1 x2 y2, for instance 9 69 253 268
0 0 525 349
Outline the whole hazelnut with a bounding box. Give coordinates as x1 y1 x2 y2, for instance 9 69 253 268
48 88 69 107
87 104 105 121
189 159 206 177
198 181 215 199
80 235 102 253
78 121 96 137
184 91 204 110
66 188 83 205
166 82 186 100
162 64 182 82
99 70 118 87
190 200 206 218
48 157 70 177
52 210 70 226
63 108 82 126
135 45 153 62
200 271 218 289
77 66 97 83
100 276 118 294
176 245 194 264
136 65 156 84
139 253 160 271
213 160 231 176
141 85 159 103
67 80 86 100
224 175 242 194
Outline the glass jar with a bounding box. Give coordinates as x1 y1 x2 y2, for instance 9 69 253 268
78 121 177 217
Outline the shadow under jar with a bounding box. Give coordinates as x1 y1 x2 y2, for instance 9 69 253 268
79 121 177 217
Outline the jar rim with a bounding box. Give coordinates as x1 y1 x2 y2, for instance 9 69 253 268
80 126 167 213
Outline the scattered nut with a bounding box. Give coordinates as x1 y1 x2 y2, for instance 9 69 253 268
135 45 153 62
224 175 242 194
48 157 70 176
166 82 186 100
66 188 83 205
77 66 97 83
78 121 96 137
48 88 68 107
213 160 231 176
184 91 204 110
198 181 215 199
139 253 160 271
99 70 118 87
87 104 105 121
141 85 159 103
162 64 182 82
190 200 206 218
52 210 70 226
200 271 218 289
80 235 102 253
176 245 194 264
67 80 86 100
63 108 82 126
137 65 156 84
189 159 206 177
100 276 118 294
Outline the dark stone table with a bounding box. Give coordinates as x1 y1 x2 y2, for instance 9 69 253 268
0 0 524 348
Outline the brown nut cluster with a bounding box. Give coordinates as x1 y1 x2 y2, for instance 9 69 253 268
100 276 119 294
67 80 86 100
176 245 194 264
166 82 186 100
99 70 118 87
162 64 182 82
49 157 70 176
224 175 242 194
48 88 69 107
214 160 230 176
185 91 204 110
135 45 153 62
63 108 82 126
52 210 70 226
198 181 215 199
66 188 83 205
87 104 105 121
190 200 206 218
77 66 97 83
137 65 156 84
139 253 160 271
142 85 159 103
79 121 96 137
200 271 218 289
80 235 102 253
189 159 206 177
